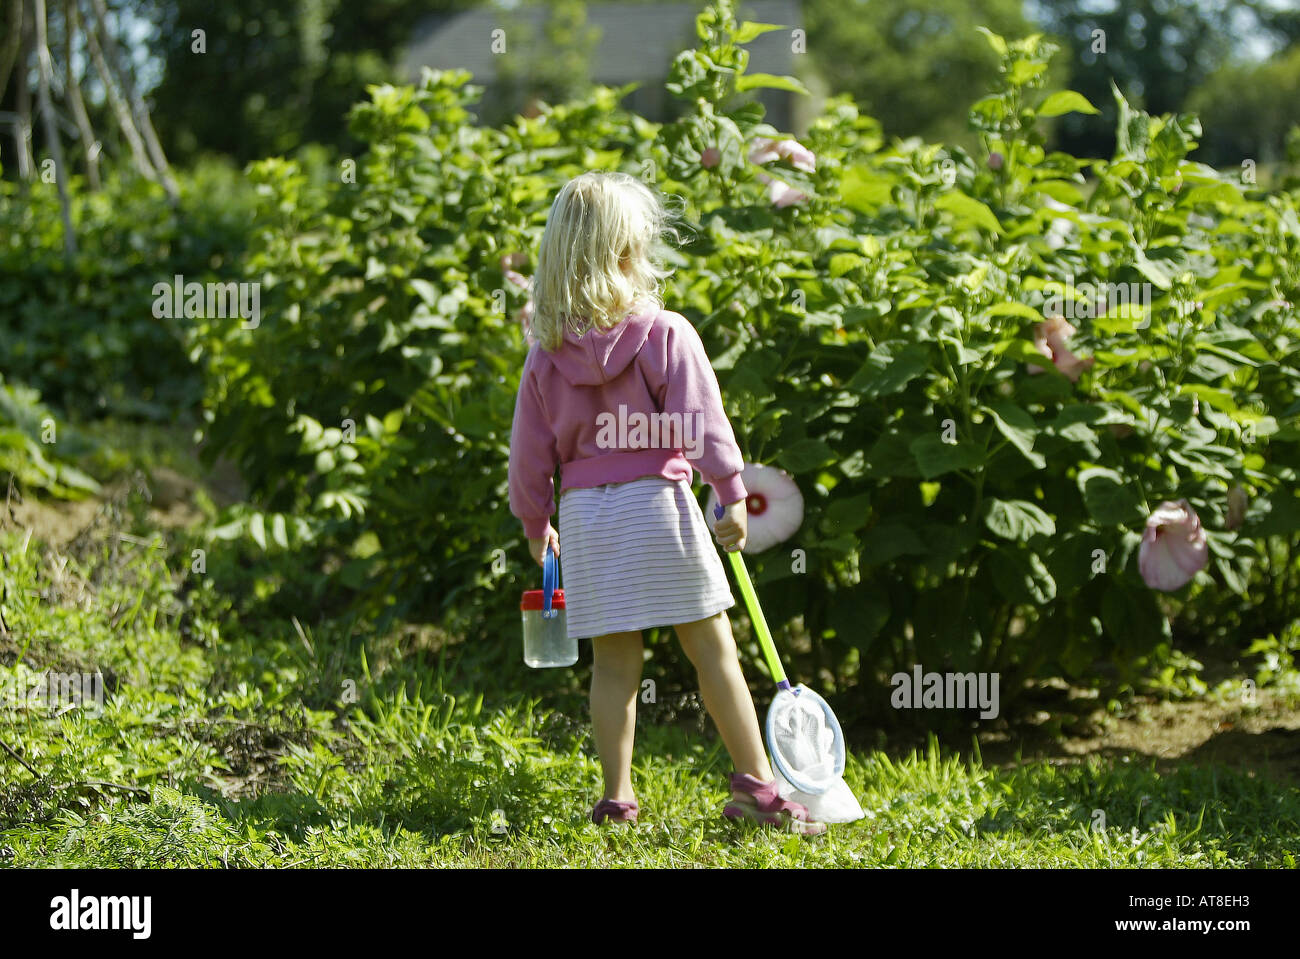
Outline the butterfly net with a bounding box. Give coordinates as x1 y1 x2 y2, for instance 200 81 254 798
766 685 864 824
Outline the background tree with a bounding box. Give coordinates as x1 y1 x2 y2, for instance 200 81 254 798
1031 0 1297 161
142 0 478 164
1188 42 1300 175
803 0 1033 148
494 0 600 124
0 0 176 246
22 0 1293 172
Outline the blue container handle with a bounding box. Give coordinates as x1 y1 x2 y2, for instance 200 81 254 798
542 543 558 619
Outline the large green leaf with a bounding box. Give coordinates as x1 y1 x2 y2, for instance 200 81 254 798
935 192 1002 234
860 519 929 565
910 433 986 478
1100 582 1170 648
732 20 786 44
848 342 930 398
735 73 810 95
984 301 1044 322
987 546 1057 605
827 581 891 653
1077 467 1145 526
1252 492 1300 536
841 166 894 212
983 498 1056 540
983 401 1045 468
777 438 837 474
1037 90 1100 117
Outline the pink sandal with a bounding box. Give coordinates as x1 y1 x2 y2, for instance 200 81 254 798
591 799 639 825
724 773 826 836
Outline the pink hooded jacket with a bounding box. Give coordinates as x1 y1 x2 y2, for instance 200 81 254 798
508 308 747 538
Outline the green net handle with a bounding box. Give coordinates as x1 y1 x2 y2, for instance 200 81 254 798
724 548 788 687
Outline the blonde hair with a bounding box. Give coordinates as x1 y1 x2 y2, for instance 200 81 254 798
531 171 677 351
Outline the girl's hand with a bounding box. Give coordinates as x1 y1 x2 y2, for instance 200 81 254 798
528 525 560 567
713 499 747 552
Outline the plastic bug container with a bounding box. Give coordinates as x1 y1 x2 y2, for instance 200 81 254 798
520 545 574 668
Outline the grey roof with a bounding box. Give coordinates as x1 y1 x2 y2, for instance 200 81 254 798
403 1 803 85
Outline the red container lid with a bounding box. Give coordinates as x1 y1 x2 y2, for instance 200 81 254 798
521 589 565 611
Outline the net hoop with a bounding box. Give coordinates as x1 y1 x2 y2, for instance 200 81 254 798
764 684 846 796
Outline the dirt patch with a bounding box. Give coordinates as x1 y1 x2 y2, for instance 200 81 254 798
976 689 1300 783
4 493 102 549
4 465 206 549
196 715 317 799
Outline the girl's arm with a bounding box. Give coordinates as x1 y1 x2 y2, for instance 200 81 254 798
658 316 747 507
508 350 560 557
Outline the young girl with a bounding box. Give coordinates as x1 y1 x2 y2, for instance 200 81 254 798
507 171 824 835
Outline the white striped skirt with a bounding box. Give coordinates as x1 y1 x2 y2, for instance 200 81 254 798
557 476 735 640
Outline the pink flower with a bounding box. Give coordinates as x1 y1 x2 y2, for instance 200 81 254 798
1138 499 1209 592
700 146 721 169
749 138 816 173
517 298 536 345
768 179 808 208
988 152 1004 171
755 172 808 208
501 253 533 291
705 463 804 554
1226 486 1248 531
1027 315 1094 382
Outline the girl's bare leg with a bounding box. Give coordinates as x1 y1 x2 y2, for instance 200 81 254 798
589 630 643 802
675 611 774 782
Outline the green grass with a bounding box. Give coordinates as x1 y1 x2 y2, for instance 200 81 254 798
2 526 1298 868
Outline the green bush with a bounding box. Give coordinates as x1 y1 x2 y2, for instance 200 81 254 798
193 1 1300 706
0 158 255 418
191 73 656 639
0 375 100 499
659 25 1300 693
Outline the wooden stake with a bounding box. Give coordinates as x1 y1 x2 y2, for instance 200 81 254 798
86 0 176 200
80 0 156 186
33 0 76 257
62 0 100 190
0 0 23 104
14 14 35 178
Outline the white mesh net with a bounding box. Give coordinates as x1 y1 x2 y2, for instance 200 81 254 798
767 685 864 824
773 767 865 824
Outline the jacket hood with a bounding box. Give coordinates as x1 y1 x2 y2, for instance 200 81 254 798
545 310 658 386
